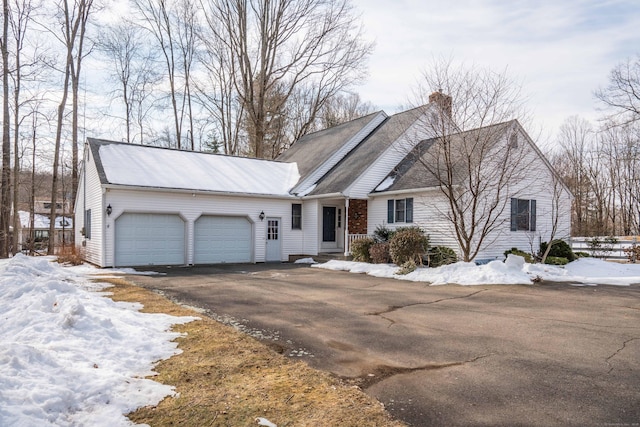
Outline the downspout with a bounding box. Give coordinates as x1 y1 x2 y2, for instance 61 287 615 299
344 198 350 256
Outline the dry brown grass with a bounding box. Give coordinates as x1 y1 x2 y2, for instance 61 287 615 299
101 277 405 427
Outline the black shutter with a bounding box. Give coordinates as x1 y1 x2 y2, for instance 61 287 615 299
406 198 413 223
387 200 394 223
530 200 536 231
510 198 517 231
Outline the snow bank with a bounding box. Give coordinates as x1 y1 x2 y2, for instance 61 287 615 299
314 255 640 286
0 254 197 427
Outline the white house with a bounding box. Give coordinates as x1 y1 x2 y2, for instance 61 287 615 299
17 211 73 252
75 94 571 267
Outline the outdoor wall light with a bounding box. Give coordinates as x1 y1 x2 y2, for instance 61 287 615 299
106 204 113 216
259 211 265 221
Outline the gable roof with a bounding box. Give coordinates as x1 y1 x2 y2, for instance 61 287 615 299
308 106 430 196
87 138 300 197
373 120 516 193
278 111 388 195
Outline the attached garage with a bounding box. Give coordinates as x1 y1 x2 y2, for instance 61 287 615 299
115 213 185 266
194 215 252 264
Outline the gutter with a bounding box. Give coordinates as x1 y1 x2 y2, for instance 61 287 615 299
101 184 301 200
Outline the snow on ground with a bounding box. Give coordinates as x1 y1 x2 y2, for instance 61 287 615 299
0 254 197 427
314 255 640 286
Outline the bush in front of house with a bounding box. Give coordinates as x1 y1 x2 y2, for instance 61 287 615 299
373 225 395 243
544 256 569 265
428 246 458 267
389 227 429 266
369 242 391 264
351 237 374 262
540 240 576 262
575 251 590 258
504 247 534 264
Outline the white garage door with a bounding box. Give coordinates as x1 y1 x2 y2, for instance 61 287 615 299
194 216 252 264
115 213 185 266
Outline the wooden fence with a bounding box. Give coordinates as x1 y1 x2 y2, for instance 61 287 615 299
570 236 639 261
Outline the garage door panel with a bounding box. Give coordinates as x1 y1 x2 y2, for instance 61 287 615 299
195 216 251 264
115 213 185 266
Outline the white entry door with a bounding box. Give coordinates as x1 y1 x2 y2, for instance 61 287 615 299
265 217 281 262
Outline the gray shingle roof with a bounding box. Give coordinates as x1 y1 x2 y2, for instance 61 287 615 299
276 112 383 179
374 120 516 193
304 106 429 196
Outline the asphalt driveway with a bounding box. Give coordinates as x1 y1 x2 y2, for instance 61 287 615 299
125 263 640 427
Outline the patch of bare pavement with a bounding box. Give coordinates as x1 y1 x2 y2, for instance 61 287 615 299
126 263 640 427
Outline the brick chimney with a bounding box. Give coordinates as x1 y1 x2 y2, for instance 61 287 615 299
428 90 452 118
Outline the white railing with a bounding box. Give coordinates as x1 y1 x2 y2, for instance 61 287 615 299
570 236 639 261
346 234 372 254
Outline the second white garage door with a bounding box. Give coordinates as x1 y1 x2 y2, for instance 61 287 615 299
194 216 252 264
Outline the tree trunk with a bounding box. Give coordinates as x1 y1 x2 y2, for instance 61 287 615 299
0 0 11 258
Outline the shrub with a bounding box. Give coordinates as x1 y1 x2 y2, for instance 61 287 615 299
389 228 429 266
369 242 391 264
544 256 569 266
56 246 85 266
397 259 417 275
351 237 374 262
540 240 576 262
373 225 395 243
504 247 534 264
575 251 590 258
428 246 458 268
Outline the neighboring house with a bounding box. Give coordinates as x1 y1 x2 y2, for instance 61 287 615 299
17 211 73 252
75 93 571 267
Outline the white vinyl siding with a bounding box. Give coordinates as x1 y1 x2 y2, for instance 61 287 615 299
345 106 438 198
100 188 303 267
74 147 104 266
368 129 571 261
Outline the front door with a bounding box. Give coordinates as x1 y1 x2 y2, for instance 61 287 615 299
323 207 336 242
265 217 281 262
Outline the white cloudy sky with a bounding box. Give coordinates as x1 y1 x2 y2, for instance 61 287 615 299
350 0 640 143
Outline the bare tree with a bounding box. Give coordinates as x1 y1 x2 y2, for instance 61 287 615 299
47 0 93 255
538 169 572 264
200 0 372 159
316 92 375 129
134 0 198 149
555 116 594 236
409 60 530 262
98 23 160 144
194 28 245 155
595 55 640 124
9 0 43 254
1 0 10 257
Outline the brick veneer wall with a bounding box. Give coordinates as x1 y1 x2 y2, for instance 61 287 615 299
348 199 368 235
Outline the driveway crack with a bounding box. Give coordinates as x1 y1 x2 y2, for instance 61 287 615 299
357 353 495 388
605 337 639 374
367 289 488 318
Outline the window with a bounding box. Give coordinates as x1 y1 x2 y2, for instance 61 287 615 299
510 198 536 231
85 209 92 239
387 198 413 223
267 219 279 240
291 203 302 230
337 209 342 228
